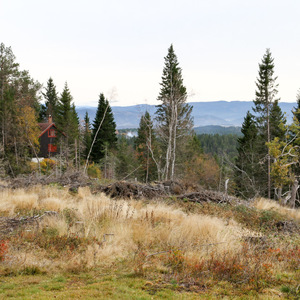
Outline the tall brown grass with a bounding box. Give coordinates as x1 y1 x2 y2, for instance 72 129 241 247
0 186 250 269
0 185 298 287
254 198 300 222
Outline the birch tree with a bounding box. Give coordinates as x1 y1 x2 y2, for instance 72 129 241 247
135 111 158 182
267 118 300 206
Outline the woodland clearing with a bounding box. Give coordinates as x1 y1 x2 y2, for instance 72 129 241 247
0 181 298 299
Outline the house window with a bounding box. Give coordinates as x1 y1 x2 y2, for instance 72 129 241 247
48 129 56 137
48 144 57 152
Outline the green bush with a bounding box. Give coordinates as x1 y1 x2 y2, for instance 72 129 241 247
87 163 101 179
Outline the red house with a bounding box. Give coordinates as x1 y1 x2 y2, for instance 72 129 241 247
38 116 64 158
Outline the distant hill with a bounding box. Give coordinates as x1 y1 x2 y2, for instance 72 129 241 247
76 101 296 129
193 125 242 135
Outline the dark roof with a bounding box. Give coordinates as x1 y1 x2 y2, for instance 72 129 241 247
38 122 53 137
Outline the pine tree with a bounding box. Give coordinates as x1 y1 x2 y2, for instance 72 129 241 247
155 44 193 180
135 111 158 182
90 93 117 162
253 49 281 198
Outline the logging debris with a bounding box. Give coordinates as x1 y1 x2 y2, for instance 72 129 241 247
0 211 58 236
96 181 234 204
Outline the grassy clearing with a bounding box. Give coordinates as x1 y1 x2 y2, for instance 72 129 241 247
0 186 299 299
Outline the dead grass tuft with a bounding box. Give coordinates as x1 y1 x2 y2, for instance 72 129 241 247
254 198 300 222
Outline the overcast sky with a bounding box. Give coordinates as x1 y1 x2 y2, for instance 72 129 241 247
1 0 300 107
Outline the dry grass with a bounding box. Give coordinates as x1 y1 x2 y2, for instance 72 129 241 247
254 197 300 222
0 186 299 297
0 186 248 266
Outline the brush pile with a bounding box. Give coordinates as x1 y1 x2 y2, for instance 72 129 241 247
5 174 239 204
0 211 57 236
97 181 168 199
97 180 236 204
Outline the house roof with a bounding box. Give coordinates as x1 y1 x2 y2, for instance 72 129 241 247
38 122 56 138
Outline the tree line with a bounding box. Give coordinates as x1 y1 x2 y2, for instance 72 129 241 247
1 43 211 185
1 42 300 205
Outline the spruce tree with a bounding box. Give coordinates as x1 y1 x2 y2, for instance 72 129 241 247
90 93 117 162
270 100 286 141
291 89 300 178
253 49 281 198
82 111 92 159
41 77 58 121
235 111 259 198
56 83 79 161
135 111 158 182
155 44 193 180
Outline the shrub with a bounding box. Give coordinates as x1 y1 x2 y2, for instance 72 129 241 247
0 240 8 261
87 163 101 179
21 266 43 275
40 158 57 175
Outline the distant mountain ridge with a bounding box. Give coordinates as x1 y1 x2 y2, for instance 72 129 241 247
76 101 296 129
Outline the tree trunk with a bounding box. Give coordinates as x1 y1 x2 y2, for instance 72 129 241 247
75 139 77 170
165 115 173 180
170 102 178 181
146 148 149 183
277 187 283 204
104 145 107 179
267 100 271 199
289 179 298 209
147 132 161 181
14 136 18 166
78 138 81 171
